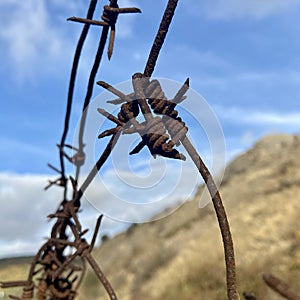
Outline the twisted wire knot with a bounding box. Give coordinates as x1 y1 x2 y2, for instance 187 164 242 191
162 116 187 145
135 116 185 159
102 3 119 27
118 101 139 123
21 283 34 300
37 279 48 300
145 78 189 145
49 278 72 299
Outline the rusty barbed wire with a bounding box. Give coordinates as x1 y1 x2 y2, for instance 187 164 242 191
1 0 140 299
56 0 98 201
145 3 238 298
71 1 239 298
0 211 117 300
242 273 300 300
70 0 141 184
95 0 238 298
71 0 185 211
96 76 187 160
1 0 239 299
97 75 238 300
49 0 140 199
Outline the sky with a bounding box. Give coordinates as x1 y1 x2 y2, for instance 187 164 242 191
0 0 300 258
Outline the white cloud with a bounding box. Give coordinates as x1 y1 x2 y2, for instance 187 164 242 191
192 69 300 91
80 153 200 223
215 105 300 128
0 173 56 257
0 0 140 83
0 2 94 83
0 1 70 81
0 159 201 258
245 111 300 126
0 172 112 258
185 0 300 20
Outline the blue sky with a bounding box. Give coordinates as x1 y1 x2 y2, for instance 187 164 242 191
1 0 300 258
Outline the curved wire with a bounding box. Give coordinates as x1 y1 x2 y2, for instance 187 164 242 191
59 0 99 200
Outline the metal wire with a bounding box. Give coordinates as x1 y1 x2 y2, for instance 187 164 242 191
1 1 239 299
58 0 99 200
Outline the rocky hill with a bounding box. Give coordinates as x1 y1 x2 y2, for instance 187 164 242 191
78 134 300 299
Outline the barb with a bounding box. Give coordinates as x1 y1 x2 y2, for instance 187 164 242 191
44 163 67 190
67 16 108 26
2 207 116 300
98 77 186 160
69 4 141 60
263 274 300 300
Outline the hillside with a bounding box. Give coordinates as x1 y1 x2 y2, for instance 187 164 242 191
0 256 33 298
1 134 300 299
78 134 300 299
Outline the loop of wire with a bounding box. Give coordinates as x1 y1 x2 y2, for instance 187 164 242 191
21 284 34 300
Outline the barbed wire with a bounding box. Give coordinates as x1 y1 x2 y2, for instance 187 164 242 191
0 0 140 299
0 0 240 299
57 0 98 201
75 0 239 298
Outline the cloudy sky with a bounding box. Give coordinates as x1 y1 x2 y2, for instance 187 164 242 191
0 0 300 258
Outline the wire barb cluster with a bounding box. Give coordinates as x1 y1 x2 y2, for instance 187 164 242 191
68 0 141 60
0 212 117 300
97 74 189 160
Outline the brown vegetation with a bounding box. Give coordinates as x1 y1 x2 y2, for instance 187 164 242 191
2 134 300 299
77 134 300 299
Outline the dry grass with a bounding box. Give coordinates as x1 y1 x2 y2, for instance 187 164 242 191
2 134 300 299
77 134 300 300
0 257 32 299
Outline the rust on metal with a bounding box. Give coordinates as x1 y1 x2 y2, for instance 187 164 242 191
1 0 239 299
